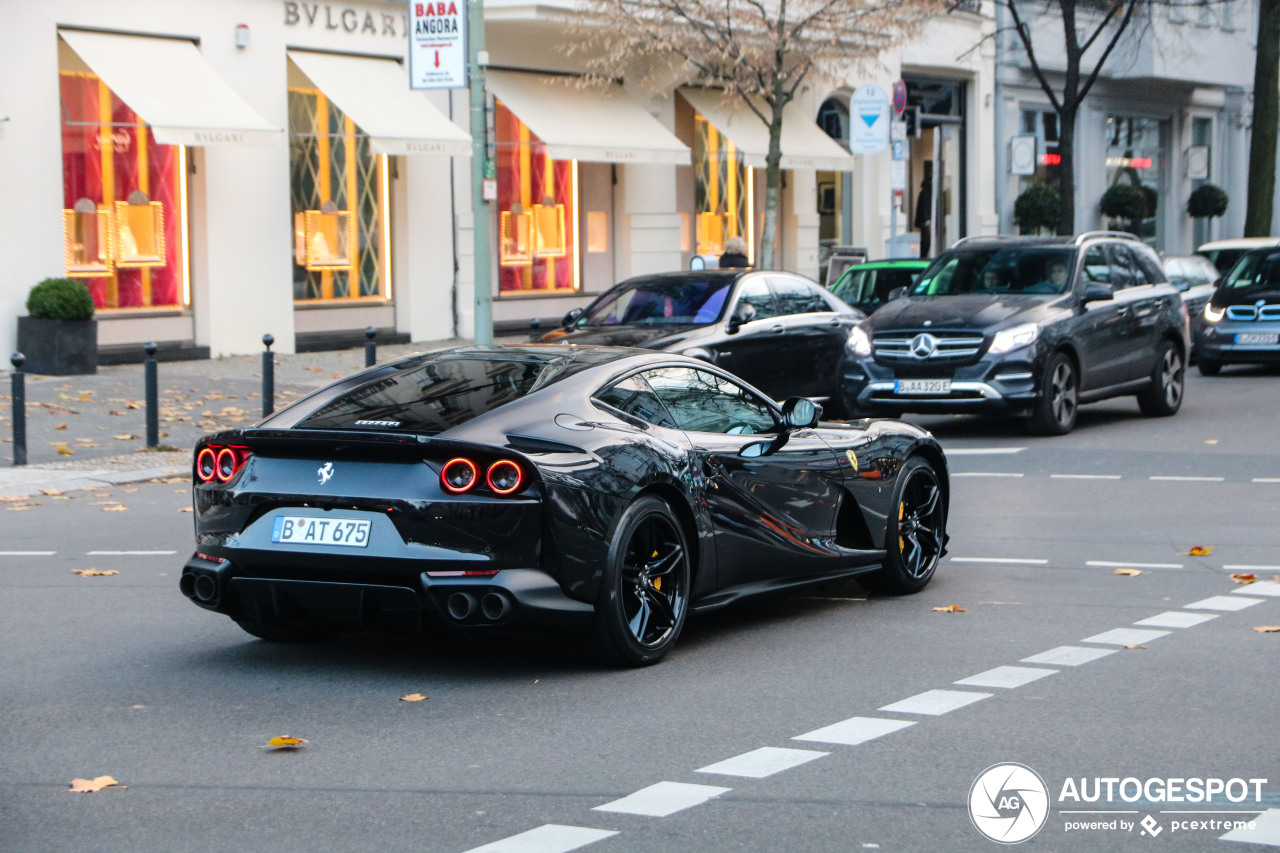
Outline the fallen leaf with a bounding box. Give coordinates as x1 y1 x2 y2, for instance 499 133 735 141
122 488 138 493
399 693 428 702
1254 626 1280 633
102 505 128 512
73 569 119 576
94 493 112 498
54 423 68 431
261 736 308 749
1204 439 1219 445
1123 643 1146 650
1113 568 1143 576
1189 546 1214 557
67 775 126 793
40 489 62 496
1230 573 1257 585
113 434 139 441
932 604 966 612
56 446 73 456
177 507 193 513
126 401 142 410
306 366 324 373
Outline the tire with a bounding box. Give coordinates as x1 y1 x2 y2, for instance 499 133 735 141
859 457 946 596
1198 358 1222 377
1027 352 1078 435
590 496 691 667
1137 340 1185 416
234 612 338 643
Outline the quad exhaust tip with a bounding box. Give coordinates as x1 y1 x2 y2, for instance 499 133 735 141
481 592 512 621
193 574 218 603
446 592 477 621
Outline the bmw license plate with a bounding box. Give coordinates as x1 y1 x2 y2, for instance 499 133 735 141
271 516 371 548
1235 332 1279 346
895 379 951 395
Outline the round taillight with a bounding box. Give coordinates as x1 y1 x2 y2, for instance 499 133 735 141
196 448 217 482
486 460 524 495
442 457 478 493
215 447 239 482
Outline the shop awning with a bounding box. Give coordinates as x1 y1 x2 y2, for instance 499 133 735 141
287 51 471 157
58 30 281 148
486 71 690 165
678 89 855 171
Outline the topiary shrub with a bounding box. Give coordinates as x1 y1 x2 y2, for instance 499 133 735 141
1099 183 1149 221
26 277 95 321
1187 184 1229 219
1014 184 1061 234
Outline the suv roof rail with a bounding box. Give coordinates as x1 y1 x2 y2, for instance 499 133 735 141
950 234 1020 247
1073 230 1138 245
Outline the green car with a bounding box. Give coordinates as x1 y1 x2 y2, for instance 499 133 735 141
828 259 930 315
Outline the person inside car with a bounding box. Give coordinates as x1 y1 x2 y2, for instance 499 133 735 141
1026 259 1070 294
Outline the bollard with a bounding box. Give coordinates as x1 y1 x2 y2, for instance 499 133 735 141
10 353 26 467
528 318 541 342
262 334 275 417
144 342 159 448
364 326 377 367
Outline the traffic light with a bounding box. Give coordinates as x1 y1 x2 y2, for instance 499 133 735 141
903 106 922 139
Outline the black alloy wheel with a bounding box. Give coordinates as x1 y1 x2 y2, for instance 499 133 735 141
1028 352 1078 435
860 457 946 595
1137 340 1185 416
591 496 690 666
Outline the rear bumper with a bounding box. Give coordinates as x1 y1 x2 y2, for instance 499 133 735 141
179 552 594 632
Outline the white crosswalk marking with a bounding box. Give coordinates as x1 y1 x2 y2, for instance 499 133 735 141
1134 611 1218 629
793 716 915 746
1231 581 1280 597
1021 646 1118 666
697 747 827 779
954 666 1057 689
878 689 992 716
1080 628 1171 646
593 782 730 817
462 825 618 853
1221 809 1280 846
1185 596 1265 611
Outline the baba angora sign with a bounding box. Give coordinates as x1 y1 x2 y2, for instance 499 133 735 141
408 0 467 89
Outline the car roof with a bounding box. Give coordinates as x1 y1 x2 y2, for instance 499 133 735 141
1197 237 1280 251
844 259 930 269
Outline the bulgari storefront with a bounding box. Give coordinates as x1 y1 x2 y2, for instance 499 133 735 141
1 0 878 360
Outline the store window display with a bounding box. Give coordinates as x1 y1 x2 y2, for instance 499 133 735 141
693 115 752 262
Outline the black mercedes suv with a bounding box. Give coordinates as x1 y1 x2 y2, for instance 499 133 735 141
838 232 1191 434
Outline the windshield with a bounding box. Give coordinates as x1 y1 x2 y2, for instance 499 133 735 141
1221 250 1280 290
832 266 923 307
912 247 1076 297
580 276 733 327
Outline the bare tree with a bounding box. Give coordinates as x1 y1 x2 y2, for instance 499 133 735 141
569 0 944 268
1244 0 1278 236
1001 0 1231 236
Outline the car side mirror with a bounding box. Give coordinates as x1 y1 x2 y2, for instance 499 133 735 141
887 286 907 301
1082 283 1114 304
726 302 756 335
780 396 821 430
562 308 584 329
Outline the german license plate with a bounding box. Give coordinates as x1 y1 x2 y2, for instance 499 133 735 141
271 516 371 548
1235 332 1279 345
895 378 951 395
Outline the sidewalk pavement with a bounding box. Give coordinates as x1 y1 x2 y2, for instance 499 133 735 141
0 334 528 500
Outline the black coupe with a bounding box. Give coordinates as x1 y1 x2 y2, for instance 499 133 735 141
181 347 949 665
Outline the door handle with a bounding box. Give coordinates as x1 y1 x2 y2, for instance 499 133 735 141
1115 305 1130 317
770 325 785 335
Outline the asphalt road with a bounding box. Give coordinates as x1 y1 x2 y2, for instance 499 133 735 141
2 367 1279 852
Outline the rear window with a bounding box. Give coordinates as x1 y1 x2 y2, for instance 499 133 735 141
291 356 562 435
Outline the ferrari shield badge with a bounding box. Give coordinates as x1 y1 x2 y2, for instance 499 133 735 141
845 449 859 472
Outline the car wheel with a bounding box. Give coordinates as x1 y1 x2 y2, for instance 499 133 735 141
1197 358 1222 377
234 613 338 643
590 495 690 667
1027 352 1078 435
1137 340 1185 416
859 457 946 595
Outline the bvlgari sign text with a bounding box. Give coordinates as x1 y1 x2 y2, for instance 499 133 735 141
284 2 409 37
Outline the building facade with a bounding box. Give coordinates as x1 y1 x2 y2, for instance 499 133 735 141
1 0 999 360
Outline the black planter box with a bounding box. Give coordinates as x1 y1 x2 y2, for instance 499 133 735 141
16 316 98 375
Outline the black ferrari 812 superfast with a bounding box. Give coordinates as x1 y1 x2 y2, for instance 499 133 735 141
181 346 949 665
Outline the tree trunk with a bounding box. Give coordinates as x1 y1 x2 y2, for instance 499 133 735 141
1056 102 1079 235
1245 0 1279 236
761 105 785 269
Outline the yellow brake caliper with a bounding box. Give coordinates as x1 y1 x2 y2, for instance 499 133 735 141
652 550 661 590
898 502 906 553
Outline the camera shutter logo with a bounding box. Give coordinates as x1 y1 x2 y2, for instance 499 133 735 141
969 763 1050 844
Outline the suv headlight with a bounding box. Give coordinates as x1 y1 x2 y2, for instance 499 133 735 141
989 323 1040 355
847 326 872 357
1203 304 1224 323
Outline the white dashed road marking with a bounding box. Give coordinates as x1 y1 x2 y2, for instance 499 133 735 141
696 747 827 779
878 689 992 716
0 551 56 556
1223 564 1280 572
462 825 618 853
1150 476 1225 482
792 716 916 746
950 557 1048 565
1086 560 1184 569
1185 595 1265 611
944 447 1026 455
952 472 1024 478
1252 478 1280 483
1221 809 1280 846
954 665 1057 689
87 550 178 556
1080 627 1171 645
593 782 731 817
1050 474 1122 480
1134 611 1219 629
1022 645 1118 666
1232 581 1280 597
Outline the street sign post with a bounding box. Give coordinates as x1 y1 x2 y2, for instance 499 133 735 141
892 80 907 116
409 1 467 89
849 85 890 155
